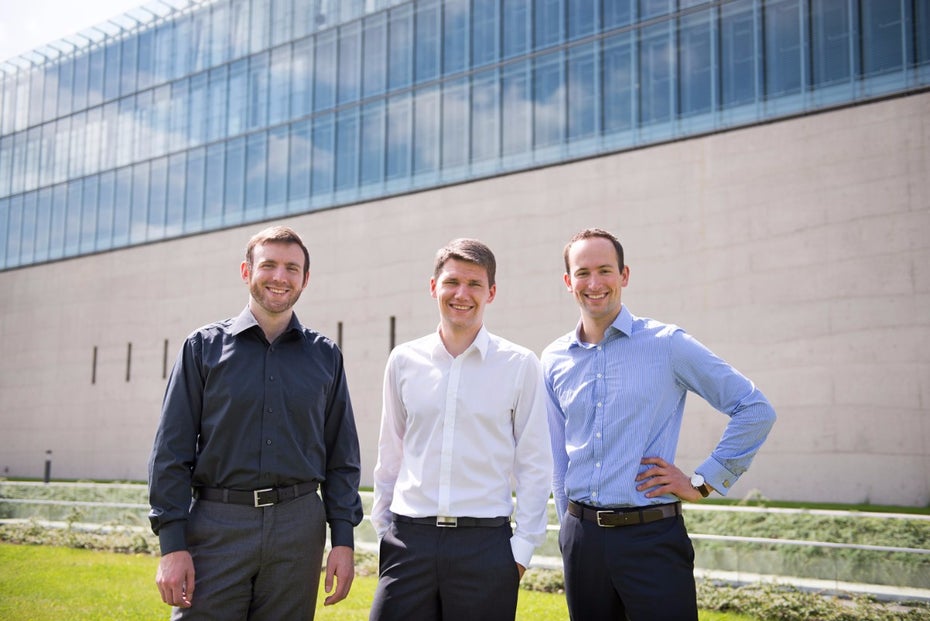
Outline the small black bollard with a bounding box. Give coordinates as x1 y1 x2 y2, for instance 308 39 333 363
44 450 52 484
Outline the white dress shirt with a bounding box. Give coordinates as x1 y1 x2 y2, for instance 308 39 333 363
371 326 553 568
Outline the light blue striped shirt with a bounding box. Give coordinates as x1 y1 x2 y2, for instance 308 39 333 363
542 305 776 520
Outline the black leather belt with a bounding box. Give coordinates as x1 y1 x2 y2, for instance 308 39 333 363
393 514 510 528
193 482 318 508
568 500 681 527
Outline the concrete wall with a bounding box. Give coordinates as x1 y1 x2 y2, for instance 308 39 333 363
1 92 927 506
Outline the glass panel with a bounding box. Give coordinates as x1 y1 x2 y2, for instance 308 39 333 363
39 123 55 187
189 73 208 146
363 13 388 97
24 127 41 192
269 44 291 125
191 10 211 73
339 22 362 104
603 32 634 133
315 31 337 111
72 52 89 113
720 0 758 107
271 0 292 46
174 16 192 79
228 60 248 135
88 48 105 108
918 1 930 65
248 52 270 129
69 111 87 178
291 38 314 118
211 1 231 66
224 137 246 225
166 153 187 236
388 4 414 89
444 0 470 73
604 0 633 28
230 0 251 59
5 195 21 267
203 143 226 230
861 0 905 75
85 106 102 177
266 126 288 217
386 93 412 181
155 23 174 85
442 77 469 169
53 117 70 184
10 131 24 195
534 51 565 148
185 148 206 233
311 113 335 198
640 21 674 124
471 69 501 162
568 43 598 141
764 0 803 97
811 0 851 87
64 179 83 256
535 0 564 49
120 35 138 96
207 66 229 142
149 157 168 239
415 0 441 82
43 66 59 122
336 108 359 190
288 119 311 208
569 0 598 40
49 184 67 259
112 168 132 247
131 162 150 244
413 85 439 175
138 29 156 91
245 131 267 219
0 136 10 197
95 174 114 251
503 0 531 58
250 0 271 53
20 191 37 264
502 60 531 155
679 9 713 116
473 0 500 67
152 85 171 157
640 0 673 19
57 58 74 118
360 102 385 187
169 80 189 153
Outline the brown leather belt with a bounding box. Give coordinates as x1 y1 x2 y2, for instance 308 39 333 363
193 482 318 508
568 500 681 527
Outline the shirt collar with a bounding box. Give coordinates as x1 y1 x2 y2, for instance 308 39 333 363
228 306 302 337
570 305 632 347
430 325 490 360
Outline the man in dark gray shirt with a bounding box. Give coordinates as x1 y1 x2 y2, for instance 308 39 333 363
148 225 363 619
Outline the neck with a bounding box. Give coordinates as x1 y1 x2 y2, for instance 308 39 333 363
579 312 619 345
439 324 481 357
251 303 292 343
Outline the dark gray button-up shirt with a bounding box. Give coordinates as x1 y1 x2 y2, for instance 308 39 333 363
148 307 362 555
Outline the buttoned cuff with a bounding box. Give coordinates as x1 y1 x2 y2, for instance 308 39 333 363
158 521 188 556
329 519 355 549
509 535 536 569
696 457 739 497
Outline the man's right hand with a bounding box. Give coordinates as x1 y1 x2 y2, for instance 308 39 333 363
156 550 195 608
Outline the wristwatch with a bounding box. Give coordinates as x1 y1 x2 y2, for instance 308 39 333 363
690 473 711 498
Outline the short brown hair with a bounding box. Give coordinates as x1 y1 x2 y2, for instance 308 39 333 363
246 226 310 276
563 228 624 274
433 238 497 287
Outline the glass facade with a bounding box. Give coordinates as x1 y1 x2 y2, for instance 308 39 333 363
1 0 929 270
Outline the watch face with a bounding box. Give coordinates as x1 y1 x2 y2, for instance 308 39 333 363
691 474 705 487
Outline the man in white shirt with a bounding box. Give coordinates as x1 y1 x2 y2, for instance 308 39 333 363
369 238 553 621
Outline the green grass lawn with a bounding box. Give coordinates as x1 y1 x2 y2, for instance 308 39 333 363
0 543 750 621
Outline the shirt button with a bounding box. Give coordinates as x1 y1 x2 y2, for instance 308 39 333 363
591 491 598 498
595 432 601 438
597 373 602 378
267 407 273 413
266 439 272 445
595 462 601 468
269 376 274 381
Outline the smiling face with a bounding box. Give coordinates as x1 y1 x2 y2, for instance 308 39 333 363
241 241 310 320
431 258 496 340
564 236 629 332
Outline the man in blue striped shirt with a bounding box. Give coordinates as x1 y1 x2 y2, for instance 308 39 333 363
542 228 776 621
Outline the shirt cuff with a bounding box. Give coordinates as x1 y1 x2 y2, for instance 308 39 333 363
329 519 355 549
510 535 536 569
158 521 188 556
696 457 739 497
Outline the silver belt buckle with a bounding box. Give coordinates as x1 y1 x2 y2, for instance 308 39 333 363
253 488 275 507
436 516 458 527
596 510 616 527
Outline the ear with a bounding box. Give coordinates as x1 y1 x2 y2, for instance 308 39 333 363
241 261 251 284
563 272 572 291
486 283 497 304
620 265 630 287
302 268 311 289
430 277 438 299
